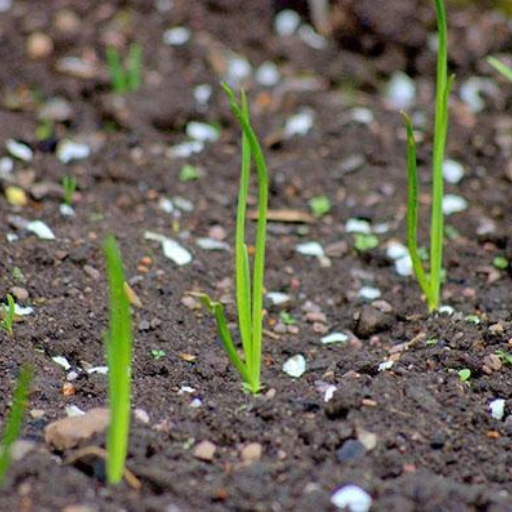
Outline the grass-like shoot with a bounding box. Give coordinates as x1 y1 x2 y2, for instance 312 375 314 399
106 43 143 94
197 84 269 395
401 0 454 312
103 236 133 485
0 364 32 486
62 175 77 207
0 294 15 337
487 56 512 83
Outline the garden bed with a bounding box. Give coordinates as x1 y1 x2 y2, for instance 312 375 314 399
1 1 512 510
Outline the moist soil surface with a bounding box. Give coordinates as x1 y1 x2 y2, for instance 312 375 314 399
2 1 512 511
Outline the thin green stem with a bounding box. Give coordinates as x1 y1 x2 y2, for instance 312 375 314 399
487 57 512 83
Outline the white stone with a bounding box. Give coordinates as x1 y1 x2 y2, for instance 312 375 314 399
163 26 191 46
52 356 71 370
358 286 381 300
296 241 324 257
298 25 327 50
394 255 413 277
283 354 306 378
460 77 497 113
59 204 75 217
193 84 213 106
385 72 416 110
346 219 372 234
378 360 394 372
196 238 229 251
443 194 468 215
186 122 219 143
27 220 55 240
443 159 465 184
225 54 252 87
256 62 281 87
167 140 204 158
386 241 409 260
266 292 291 306
274 9 301 36
331 485 372 512
56 140 90 164
65 405 85 417
490 398 505 420
321 332 349 345
350 108 375 125
13 304 34 316
145 231 193 266
0 157 13 178
285 109 314 138
6 139 33 162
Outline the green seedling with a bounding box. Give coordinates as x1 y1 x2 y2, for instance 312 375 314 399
103 236 133 485
196 84 269 395
0 365 32 487
106 43 143 94
458 368 471 382
354 233 379 252
150 349 166 360
487 56 512 83
0 295 15 337
62 175 77 207
309 195 331 217
279 311 297 326
179 164 200 182
493 256 509 270
495 350 512 366
402 0 454 312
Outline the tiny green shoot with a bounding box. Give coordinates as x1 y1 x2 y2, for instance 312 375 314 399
0 294 15 337
493 256 508 270
0 364 32 487
150 349 166 360
62 175 77 207
103 236 133 485
354 233 379 252
309 195 331 217
279 311 297 325
495 350 512 366
106 43 143 94
196 84 269 395
458 368 471 382
487 56 512 83
464 314 480 325
179 164 200 182
401 0 454 312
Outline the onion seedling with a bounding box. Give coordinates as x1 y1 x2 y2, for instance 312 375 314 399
62 175 77 207
0 364 32 486
103 236 133 485
487 57 512 83
401 0 454 312
0 294 15 337
106 43 143 94
197 84 268 394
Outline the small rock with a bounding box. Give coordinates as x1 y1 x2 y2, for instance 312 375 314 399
265 292 291 306
27 220 55 240
83 265 100 280
490 399 505 420
284 109 314 138
27 32 53 59
163 26 191 46
283 354 306 378
336 439 366 463
145 231 192 266
443 159 465 184
44 408 110 451
355 305 391 338
321 332 349 345
6 139 33 162
186 122 219 143
331 485 372 512
193 440 216 461
240 443 262 464
38 98 73 122
385 71 415 109
345 219 371 234
305 311 327 323
483 354 502 374
358 286 381 301
443 194 468 215
274 9 301 36
296 241 324 257
10 286 28 301
56 140 90 164
255 62 280 87
134 408 150 424
63 505 99 512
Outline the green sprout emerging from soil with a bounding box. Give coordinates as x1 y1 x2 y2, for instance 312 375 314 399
103 236 133 485
196 84 269 395
487 57 512 83
106 43 143 94
0 294 15 337
62 175 77 207
401 0 454 312
0 364 32 487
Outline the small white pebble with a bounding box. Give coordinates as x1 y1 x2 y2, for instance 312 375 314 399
255 61 281 87
225 54 252 88
193 84 213 106
178 386 196 395
345 219 372 234
0 156 13 178
190 398 203 408
59 204 75 217
378 360 394 372
321 332 349 345
274 9 301 36
266 292 291 306
6 139 33 162
86 366 109 374
145 231 193 266
13 304 34 316
385 72 416 110
358 286 381 301
283 354 306 378
65 405 85 417
296 241 324 257
163 26 191 46
167 140 204 159
284 109 314 138
186 122 219 143
443 194 468 215
52 356 71 370
331 485 372 512
298 24 327 50
350 108 375 125
27 220 55 240
159 197 174 214
196 238 229 251
443 159 465 184
490 398 505 420
134 408 150 424
56 140 90 164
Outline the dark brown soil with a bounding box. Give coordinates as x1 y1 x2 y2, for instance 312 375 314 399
2 1 512 511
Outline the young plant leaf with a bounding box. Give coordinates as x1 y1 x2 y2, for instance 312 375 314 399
103 236 133 485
